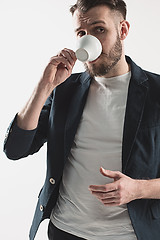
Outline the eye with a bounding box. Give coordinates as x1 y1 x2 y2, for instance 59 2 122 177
95 27 105 33
77 30 86 37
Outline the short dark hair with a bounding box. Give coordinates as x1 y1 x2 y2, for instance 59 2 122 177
70 0 127 20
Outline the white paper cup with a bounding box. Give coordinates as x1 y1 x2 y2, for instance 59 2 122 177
75 35 102 62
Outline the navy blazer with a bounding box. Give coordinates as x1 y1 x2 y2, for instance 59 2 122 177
4 56 160 240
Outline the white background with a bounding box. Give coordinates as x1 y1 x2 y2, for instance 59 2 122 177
0 0 160 239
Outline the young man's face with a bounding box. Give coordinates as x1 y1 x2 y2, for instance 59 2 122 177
73 5 125 77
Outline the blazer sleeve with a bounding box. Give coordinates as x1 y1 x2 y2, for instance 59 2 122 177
3 92 53 160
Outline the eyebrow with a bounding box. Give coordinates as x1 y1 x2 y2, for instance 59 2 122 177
75 20 106 32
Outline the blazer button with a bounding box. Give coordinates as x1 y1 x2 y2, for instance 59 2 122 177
49 178 55 185
40 205 44 212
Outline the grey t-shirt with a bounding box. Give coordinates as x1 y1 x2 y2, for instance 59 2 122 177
51 71 137 240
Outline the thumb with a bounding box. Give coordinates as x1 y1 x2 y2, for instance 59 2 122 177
100 167 122 180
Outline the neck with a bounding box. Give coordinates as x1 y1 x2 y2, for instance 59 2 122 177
103 55 130 78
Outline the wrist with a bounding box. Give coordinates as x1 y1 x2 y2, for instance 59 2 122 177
134 179 147 200
134 179 160 200
37 80 56 98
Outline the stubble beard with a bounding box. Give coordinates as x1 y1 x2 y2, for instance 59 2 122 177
84 34 123 77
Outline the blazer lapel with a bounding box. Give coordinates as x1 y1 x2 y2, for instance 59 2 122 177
122 58 149 173
64 72 92 160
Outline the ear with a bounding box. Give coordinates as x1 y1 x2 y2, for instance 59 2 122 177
119 20 130 40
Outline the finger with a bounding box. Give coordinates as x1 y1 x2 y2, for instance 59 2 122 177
89 182 117 193
89 185 107 192
59 49 76 66
101 197 118 204
49 55 71 66
49 56 72 71
100 168 123 180
93 195 120 206
64 48 77 61
102 199 121 206
103 203 120 206
91 190 117 200
59 50 74 66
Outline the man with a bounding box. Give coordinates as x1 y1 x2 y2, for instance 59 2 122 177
4 0 160 239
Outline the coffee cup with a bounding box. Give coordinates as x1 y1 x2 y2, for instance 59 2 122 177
75 35 102 62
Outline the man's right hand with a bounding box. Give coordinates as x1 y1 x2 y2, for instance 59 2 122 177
41 48 77 93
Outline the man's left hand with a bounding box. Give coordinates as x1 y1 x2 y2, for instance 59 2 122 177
89 167 140 206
